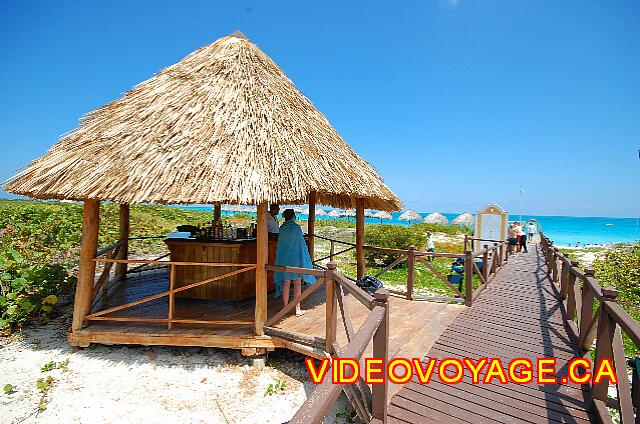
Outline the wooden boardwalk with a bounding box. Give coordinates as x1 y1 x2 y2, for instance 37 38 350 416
387 245 598 424
79 268 463 362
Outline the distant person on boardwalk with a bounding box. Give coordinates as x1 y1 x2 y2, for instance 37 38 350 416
515 222 525 252
519 229 528 253
507 223 518 254
526 222 536 242
274 209 315 316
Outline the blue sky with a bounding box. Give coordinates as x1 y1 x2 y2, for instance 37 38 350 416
1 0 638 217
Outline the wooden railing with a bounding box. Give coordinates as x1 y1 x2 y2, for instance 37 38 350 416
540 233 640 424
88 246 257 329
265 262 390 423
314 235 509 306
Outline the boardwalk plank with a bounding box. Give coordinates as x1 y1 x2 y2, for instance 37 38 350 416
388 246 597 423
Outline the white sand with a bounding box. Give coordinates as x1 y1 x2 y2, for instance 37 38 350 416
0 318 354 424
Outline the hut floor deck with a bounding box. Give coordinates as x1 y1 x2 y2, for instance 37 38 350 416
72 268 464 389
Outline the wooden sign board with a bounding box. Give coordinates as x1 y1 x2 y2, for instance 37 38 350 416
474 204 508 248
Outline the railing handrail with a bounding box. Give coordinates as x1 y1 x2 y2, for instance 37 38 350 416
314 234 509 305
289 303 387 423
539 232 640 424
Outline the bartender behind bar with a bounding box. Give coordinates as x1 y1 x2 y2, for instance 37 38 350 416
268 204 280 234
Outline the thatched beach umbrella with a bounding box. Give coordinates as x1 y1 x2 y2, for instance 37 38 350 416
373 210 392 223
328 209 341 220
453 212 475 227
398 210 422 225
424 212 448 225
315 207 327 217
2 31 402 345
364 209 377 218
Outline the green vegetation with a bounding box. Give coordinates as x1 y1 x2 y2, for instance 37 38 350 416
41 359 70 373
0 199 213 333
3 384 14 394
264 379 287 396
592 243 640 356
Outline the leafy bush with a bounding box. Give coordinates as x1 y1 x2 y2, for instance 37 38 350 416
364 225 427 266
0 200 214 333
592 243 640 355
410 222 471 236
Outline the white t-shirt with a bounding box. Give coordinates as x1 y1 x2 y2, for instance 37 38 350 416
527 224 536 235
268 214 279 233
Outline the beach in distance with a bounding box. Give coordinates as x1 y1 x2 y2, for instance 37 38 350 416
178 206 640 247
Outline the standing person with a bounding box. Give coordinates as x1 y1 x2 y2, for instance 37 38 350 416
507 223 518 255
274 209 315 316
515 223 525 253
426 233 436 261
267 204 280 234
519 230 528 253
526 222 536 243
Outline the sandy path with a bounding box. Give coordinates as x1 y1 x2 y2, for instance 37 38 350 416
0 318 353 424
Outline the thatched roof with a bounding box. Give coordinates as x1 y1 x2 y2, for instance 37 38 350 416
452 212 475 227
398 210 422 222
373 210 392 220
3 32 401 212
424 212 448 225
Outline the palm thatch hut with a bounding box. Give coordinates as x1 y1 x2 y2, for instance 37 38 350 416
2 32 401 352
398 210 422 225
452 212 475 227
424 212 449 225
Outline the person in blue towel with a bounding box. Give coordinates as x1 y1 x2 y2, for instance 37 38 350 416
274 208 316 316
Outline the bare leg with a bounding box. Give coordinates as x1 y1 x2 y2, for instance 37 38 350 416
282 280 292 308
293 279 305 316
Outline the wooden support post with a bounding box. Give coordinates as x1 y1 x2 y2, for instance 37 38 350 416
325 262 338 352
329 239 335 262
482 249 489 283
115 203 129 280
168 264 176 330
255 203 268 336
579 268 596 351
464 249 473 306
308 191 317 262
371 289 389 422
560 258 569 299
72 199 100 332
406 245 416 300
566 261 578 321
552 247 559 284
355 198 365 281
213 203 221 222
592 286 618 401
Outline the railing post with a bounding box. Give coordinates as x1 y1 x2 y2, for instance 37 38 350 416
566 261 579 321
464 249 473 306
579 268 596 351
492 243 498 273
552 247 560 284
329 239 335 262
406 245 416 300
592 286 619 402
115 203 129 280
325 262 338 353
482 249 489 283
168 264 176 330
372 289 389 423
560 256 569 299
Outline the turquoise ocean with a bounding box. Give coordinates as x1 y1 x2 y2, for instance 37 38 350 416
176 206 640 247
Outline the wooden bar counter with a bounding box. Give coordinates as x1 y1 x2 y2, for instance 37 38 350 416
165 234 277 301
